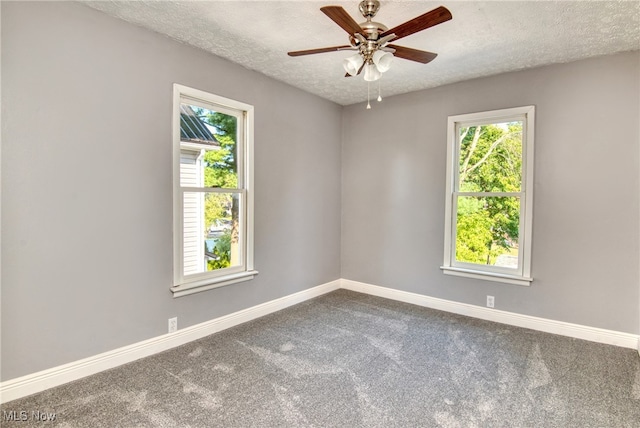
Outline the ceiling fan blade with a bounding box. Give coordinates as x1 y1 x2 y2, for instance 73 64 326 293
387 44 438 64
380 6 452 41
288 45 352 57
321 6 364 36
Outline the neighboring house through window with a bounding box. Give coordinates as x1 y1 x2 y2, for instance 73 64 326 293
442 106 535 286
172 84 256 297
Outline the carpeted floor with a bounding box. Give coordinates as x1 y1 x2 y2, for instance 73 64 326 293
2 289 640 427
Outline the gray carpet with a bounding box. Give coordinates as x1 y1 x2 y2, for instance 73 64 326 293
2 289 639 427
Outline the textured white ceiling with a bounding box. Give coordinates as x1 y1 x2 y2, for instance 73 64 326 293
82 1 639 105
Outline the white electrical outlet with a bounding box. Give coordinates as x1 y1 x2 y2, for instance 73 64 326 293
487 296 495 308
168 317 178 333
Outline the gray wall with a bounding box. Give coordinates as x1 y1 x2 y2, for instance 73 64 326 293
2 1 639 384
1 2 342 381
342 51 640 335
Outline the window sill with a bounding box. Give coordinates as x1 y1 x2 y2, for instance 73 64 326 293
171 270 259 297
440 266 532 286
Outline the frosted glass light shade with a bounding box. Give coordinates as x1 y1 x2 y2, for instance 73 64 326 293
363 63 382 82
343 54 364 76
372 50 393 73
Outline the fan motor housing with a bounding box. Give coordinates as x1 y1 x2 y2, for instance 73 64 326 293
359 20 388 40
357 0 386 40
359 0 380 19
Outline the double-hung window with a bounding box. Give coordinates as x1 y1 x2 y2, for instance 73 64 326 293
442 106 535 286
172 84 256 297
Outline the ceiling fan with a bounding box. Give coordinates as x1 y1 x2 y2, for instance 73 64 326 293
287 1 452 82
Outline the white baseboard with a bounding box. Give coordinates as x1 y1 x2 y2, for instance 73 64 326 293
2 277 638 403
0 279 341 404
340 279 640 350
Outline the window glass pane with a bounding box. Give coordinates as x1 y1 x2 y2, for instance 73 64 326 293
179 103 238 189
455 196 520 268
183 192 242 276
458 121 523 192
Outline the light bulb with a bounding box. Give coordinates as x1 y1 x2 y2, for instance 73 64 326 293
363 63 382 82
372 50 393 73
343 54 364 76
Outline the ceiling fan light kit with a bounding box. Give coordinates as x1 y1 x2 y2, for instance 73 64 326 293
372 50 393 73
344 53 365 76
363 62 382 82
288 0 452 108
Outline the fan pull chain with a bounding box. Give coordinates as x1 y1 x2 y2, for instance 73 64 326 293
366 82 371 109
377 81 382 102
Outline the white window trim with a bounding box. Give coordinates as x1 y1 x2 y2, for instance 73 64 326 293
171 84 257 297
441 105 535 286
